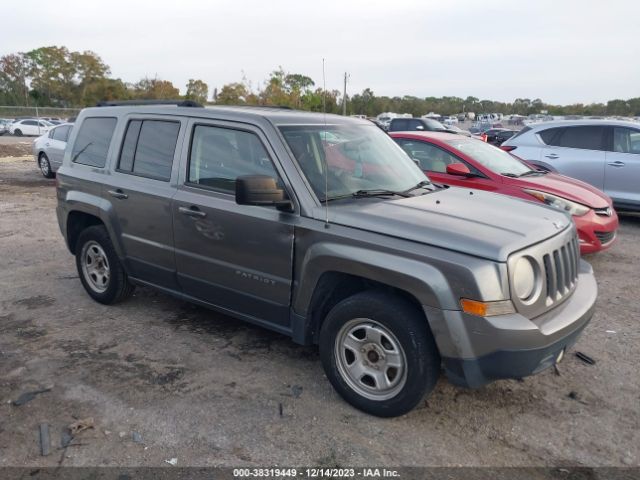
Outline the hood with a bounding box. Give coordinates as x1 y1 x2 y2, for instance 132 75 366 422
506 172 610 208
321 187 572 262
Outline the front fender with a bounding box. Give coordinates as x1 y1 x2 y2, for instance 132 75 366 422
293 242 458 315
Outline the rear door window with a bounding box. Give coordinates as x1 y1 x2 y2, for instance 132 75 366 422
555 126 605 150
52 125 70 142
71 117 117 167
117 120 180 181
538 127 562 145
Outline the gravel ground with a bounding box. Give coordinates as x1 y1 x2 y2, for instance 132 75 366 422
0 156 638 467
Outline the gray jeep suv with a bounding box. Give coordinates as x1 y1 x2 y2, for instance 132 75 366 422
56 101 597 417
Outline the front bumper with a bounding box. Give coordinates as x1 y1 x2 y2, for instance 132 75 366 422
425 259 597 388
575 208 618 254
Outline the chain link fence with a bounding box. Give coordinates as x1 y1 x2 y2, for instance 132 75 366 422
0 106 81 121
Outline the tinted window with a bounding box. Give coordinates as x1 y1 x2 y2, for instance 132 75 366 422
71 117 117 167
117 120 179 180
188 125 278 192
24 120 37 126
396 139 463 173
555 126 604 150
538 127 560 145
52 125 70 142
390 119 409 131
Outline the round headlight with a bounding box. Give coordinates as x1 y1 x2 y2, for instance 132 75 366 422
513 257 536 300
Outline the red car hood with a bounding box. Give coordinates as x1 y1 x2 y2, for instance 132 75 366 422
506 172 610 209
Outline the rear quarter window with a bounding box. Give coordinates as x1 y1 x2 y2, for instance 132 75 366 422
71 117 117 168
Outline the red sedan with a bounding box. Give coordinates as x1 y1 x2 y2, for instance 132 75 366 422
390 131 618 254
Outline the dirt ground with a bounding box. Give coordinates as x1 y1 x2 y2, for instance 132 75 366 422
0 156 638 468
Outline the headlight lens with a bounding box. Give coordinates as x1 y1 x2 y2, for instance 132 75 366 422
513 256 536 301
523 189 590 216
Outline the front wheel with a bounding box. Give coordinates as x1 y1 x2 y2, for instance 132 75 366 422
319 291 440 417
14 129 22 137
75 225 135 304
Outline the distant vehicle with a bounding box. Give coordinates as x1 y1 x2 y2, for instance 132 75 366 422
391 131 618 254
0 118 13 135
32 123 73 178
502 119 640 211
389 117 448 132
484 128 517 146
443 116 458 125
9 119 54 136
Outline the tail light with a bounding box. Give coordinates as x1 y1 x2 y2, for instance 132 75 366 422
480 134 488 142
500 145 517 152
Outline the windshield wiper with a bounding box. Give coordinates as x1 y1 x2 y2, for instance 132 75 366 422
353 189 412 198
322 188 411 203
501 172 518 178
402 180 434 194
518 170 546 177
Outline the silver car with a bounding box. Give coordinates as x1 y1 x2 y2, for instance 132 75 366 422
502 119 640 211
32 123 73 178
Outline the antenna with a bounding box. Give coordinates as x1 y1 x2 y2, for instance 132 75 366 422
322 58 330 228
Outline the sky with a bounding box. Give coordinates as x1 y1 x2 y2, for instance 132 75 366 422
1 0 639 105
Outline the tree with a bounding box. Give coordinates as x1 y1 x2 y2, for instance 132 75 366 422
185 79 209 104
0 53 29 105
131 77 180 99
25 46 76 106
216 82 252 104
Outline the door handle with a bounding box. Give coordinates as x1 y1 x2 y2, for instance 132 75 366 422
545 153 559 159
607 161 625 167
179 206 207 218
108 189 128 199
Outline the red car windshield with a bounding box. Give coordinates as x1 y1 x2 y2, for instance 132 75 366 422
445 138 533 177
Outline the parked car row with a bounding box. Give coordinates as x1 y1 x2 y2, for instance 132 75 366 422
390 131 618 254
502 120 640 212
53 103 597 417
0 116 75 136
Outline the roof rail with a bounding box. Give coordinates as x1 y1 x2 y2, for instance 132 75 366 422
96 99 203 108
219 104 293 110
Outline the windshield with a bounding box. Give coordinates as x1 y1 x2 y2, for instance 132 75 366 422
424 119 446 130
280 124 428 201
445 138 533 176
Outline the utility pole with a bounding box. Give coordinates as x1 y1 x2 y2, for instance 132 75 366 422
342 72 349 116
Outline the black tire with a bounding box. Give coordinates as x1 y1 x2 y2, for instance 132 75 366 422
14 129 22 137
38 153 55 179
75 225 135 304
319 290 440 417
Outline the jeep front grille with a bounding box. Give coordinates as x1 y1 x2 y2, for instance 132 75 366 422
508 225 580 319
542 235 579 305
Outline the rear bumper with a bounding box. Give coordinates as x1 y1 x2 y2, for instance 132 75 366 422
425 260 597 388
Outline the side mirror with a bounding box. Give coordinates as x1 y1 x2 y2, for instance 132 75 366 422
236 175 293 211
446 163 473 176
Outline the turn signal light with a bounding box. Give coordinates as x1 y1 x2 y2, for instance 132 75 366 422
460 298 515 317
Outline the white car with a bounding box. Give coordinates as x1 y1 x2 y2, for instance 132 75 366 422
443 116 458 125
502 119 640 211
32 123 73 178
10 119 54 137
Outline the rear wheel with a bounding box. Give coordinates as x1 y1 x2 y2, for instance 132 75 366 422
75 225 134 304
319 290 440 417
14 129 22 137
38 153 55 178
